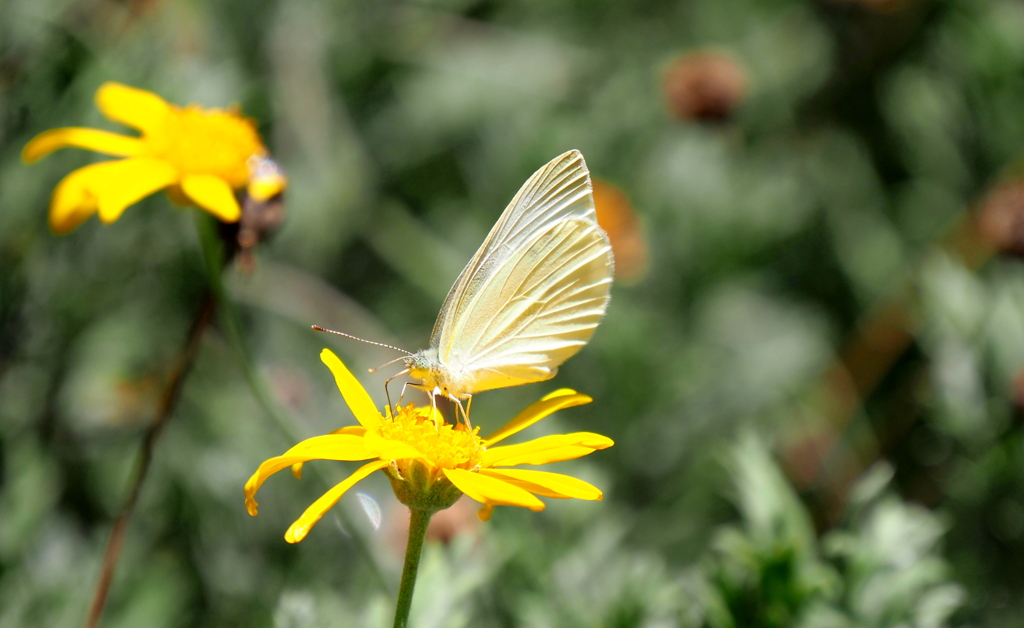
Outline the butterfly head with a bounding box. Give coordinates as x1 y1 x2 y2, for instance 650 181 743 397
405 351 436 383
404 349 469 400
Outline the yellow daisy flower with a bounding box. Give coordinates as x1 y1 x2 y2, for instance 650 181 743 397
22 82 287 234
245 349 613 543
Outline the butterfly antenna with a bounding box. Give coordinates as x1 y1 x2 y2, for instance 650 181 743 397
311 325 412 355
368 355 408 374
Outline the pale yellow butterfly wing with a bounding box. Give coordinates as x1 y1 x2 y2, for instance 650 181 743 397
429 150 613 395
444 218 612 393
430 149 603 345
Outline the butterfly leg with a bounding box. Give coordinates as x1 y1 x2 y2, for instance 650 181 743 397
384 368 410 417
451 394 473 431
401 383 447 428
398 381 411 405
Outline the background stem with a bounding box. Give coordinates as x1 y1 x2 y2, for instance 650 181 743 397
393 508 432 628
194 214 392 593
83 293 216 628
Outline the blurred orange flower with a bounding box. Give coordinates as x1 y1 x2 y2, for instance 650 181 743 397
593 179 648 282
22 82 286 233
976 179 1024 258
245 350 613 542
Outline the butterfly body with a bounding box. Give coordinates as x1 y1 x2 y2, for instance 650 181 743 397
403 150 614 406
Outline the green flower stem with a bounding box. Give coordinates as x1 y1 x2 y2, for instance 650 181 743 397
393 508 433 628
193 214 391 594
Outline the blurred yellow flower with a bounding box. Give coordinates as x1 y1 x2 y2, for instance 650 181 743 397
245 349 612 543
22 82 287 234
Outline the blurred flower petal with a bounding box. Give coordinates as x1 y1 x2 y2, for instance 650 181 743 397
25 82 283 231
95 81 172 134
21 128 144 163
181 173 241 222
50 158 177 232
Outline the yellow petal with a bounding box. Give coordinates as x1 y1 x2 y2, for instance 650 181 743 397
362 430 425 461
477 503 495 522
442 468 545 512
244 434 374 516
95 82 171 135
320 349 383 429
49 158 178 232
488 446 600 467
21 128 144 164
47 167 100 234
483 432 614 467
479 469 602 501
292 429 364 478
484 390 591 446
285 460 389 543
180 173 241 222
96 158 179 223
332 426 368 436
542 388 579 401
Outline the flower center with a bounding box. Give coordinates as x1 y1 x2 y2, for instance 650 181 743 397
378 405 483 470
145 105 264 187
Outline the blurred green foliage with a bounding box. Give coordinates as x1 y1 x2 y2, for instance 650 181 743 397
691 437 963 628
4 0 1024 626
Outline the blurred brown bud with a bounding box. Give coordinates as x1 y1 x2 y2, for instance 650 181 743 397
592 179 648 283
662 51 747 122
1011 368 1024 415
219 191 287 272
976 180 1024 257
821 0 913 14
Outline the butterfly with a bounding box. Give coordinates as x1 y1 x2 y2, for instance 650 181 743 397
317 150 613 421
